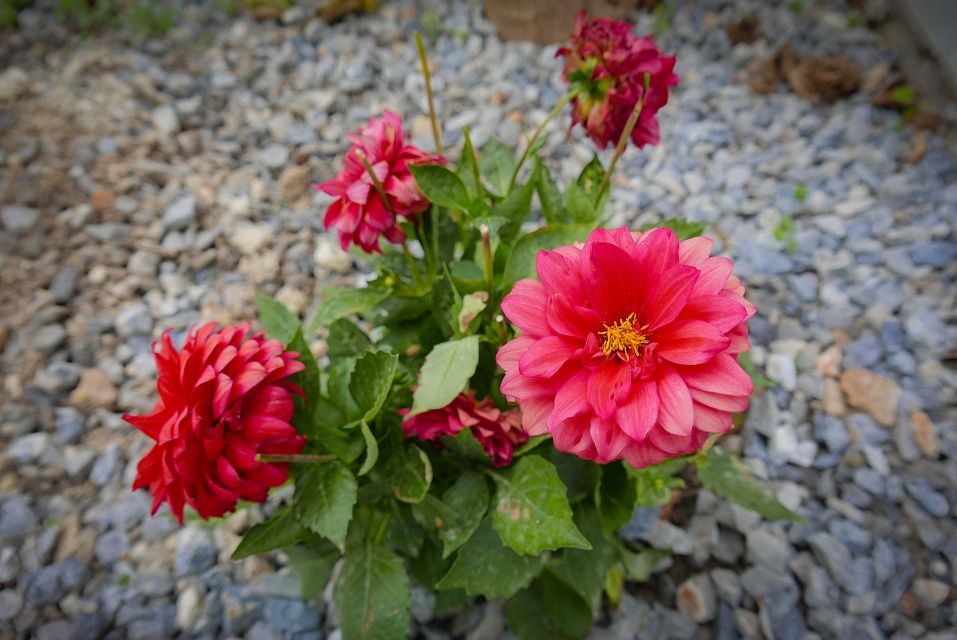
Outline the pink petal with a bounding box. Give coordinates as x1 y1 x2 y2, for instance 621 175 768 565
617 380 659 442
678 295 748 334
589 416 630 462
675 353 753 397
518 336 576 378
655 319 731 365
641 265 698 329
500 279 550 337
692 257 734 297
694 402 732 433
678 236 713 266
633 227 679 276
548 370 590 428
689 387 749 413
586 361 631 421
545 293 601 339
621 441 667 469
519 398 552 436
536 250 583 300
584 241 641 322
656 365 694 436
496 335 536 371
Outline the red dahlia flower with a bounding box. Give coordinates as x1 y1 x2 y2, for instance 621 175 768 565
125 323 307 522
402 392 528 467
317 110 445 253
557 11 679 149
496 227 755 469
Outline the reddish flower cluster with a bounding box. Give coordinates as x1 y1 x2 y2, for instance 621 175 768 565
557 11 679 149
402 392 528 467
317 110 445 253
125 323 306 522
497 227 755 469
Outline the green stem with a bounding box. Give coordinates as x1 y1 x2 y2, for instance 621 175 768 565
355 151 396 217
463 126 484 200
430 205 441 277
401 241 422 285
593 73 650 208
508 88 580 192
415 31 444 156
257 454 336 464
480 224 494 293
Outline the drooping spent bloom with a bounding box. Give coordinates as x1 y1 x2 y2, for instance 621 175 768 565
556 11 679 150
496 227 755 469
316 110 445 253
125 323 307 522
402 392 528 467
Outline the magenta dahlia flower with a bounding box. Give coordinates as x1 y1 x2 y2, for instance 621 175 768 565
125 323 306 522
402 392 528 467
557 11 679 149
317 110 445 253
496 227 755 469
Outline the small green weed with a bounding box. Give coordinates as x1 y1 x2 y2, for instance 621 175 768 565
773 215 797 253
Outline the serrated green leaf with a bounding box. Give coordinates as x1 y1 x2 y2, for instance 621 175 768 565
436 519 546 599
506 580 574 640
619 546 668 581
232 507 306 560
349 350 398 423
309 285 391 331
479 138 516 196
327 357 361 423
410 336 479 415
490 455 591 555
284 544 339 600
631 466 685 507
564 156 607 224
335 543 410 640
696 449 806 522
327 318 372 360
542 571 592 639
409 163 471 212
547 504 614 616
295 461 358 551
311 397 364 462
595 462 638 535
441 427 490 463
440 471 489 558
639 217 706 242
534 157 565 224
255 292 301 345
388 445 432 504
492 177 536 246
502 224 590 289
287 327 320 419
358 420 379 476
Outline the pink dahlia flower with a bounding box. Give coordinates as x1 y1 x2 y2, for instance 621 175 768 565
125 322 306 522
557 11 679 149
496 227 755 469
402 392 528 467
317 110 445 253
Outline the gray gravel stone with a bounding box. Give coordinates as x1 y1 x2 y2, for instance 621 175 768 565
1 205 40 233
162 196 197 231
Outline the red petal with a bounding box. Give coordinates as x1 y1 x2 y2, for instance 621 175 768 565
545 293 601 339
583 241 641 322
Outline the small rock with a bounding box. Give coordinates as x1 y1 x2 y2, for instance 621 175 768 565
313 236 353 274
0 547 20 582
176 584 204 631
89 444 121 486
821 378 847 416
906 478 950 517
815 344 842 377
115 303 153 337
230 224 272 256
766 353 797 390
152 105 181 134
909 410 939 458
175 527 216 577
62 446 96 480
0 589 22 620
676 574 717 623
839 369 900 426
49 266 79 303
278 165 311 204
260 145 289 169
69 368 118 411
94 531 127 565
31 324 67 353
746 528 793 571
808 533 853 592
911 578 949 610
8 432 51 463
0 67 30 101
711 568 742 606
163 196 197 230
36 620 74 640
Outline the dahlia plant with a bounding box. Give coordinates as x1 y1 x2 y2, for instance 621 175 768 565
127 14 802 639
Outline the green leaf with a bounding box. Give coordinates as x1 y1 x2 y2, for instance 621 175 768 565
232 507 306 560
295 461 358 551
436 519 546 599
287 327 320 416
492 177 536 246
327 357 361 423
738 351 776 389
450 260 486 293
502 225 590 289
639 217 706 242
409 164 471 212
547 504 614 616
456 291 488 335
388 445 433 504
619 546 668 581
410 336 480 415
284 544 339 600
479 138 516 196
440 471 490 558
458 128 481 198
410 494 460 534
534 157 565 224
441 428 490 463
358 420 379 476
595 462 637 534
542 572 592 639
489 455 591 555
335 543 410 640
309 285 391 331
514 435 549 457
255 292 301 345
311 397 364 462
631 465 685 507
696 449 806 522
349 350 399 423
327 318 372 360
564 155 607 224
506 581 573 640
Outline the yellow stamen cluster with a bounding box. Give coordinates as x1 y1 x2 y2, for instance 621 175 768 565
598 312 650 359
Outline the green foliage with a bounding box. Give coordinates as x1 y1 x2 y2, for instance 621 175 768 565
502 224 591 288
308 285 391 331
479 139 516 196
793 183 808 202
788 0 803 15
410 336 479 414
439 471 489 557
739 351 776 389
335 543 410 640
256 292 301 345
695 449 806 522
0 0 32 28
232 507 306 560
284 543 339 599
349 350 398 423
295 461 358 550
53 0 175 39
409 164 471 212
619 546 668 581
652 2 675 36
641 217 706 241
772 215 797 253
489 455 591 555
122 1 175 42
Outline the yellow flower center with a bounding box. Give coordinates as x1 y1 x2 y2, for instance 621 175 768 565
598 312 650 360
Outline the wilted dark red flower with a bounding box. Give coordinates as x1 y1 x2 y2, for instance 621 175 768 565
402 392 528 467
317 110 445 253
497 227 755 469
557 11 679 149
125 323 306 522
